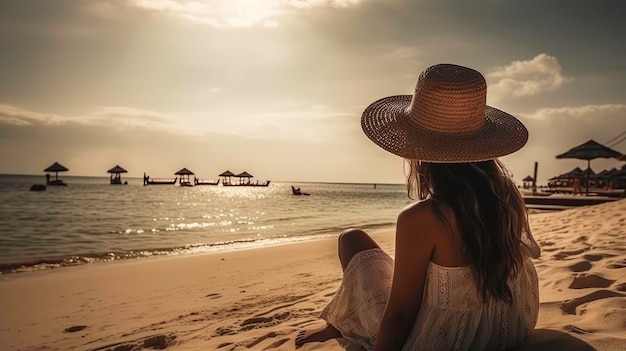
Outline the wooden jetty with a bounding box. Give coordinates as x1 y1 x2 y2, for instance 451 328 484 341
523 195 620 208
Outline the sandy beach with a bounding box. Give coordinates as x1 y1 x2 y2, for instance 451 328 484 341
1 200 625 351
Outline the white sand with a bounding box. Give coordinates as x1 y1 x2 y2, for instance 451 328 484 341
1 200 625 351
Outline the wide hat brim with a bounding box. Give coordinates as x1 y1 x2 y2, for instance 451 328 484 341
361 95 529 162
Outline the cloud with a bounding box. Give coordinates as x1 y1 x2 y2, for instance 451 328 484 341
0 103 359 142
129 0 370 28
0 104 194 135
384 47 419 60
487 54 573 103
0 104 67 126
286 0 367 9
522 104 626 120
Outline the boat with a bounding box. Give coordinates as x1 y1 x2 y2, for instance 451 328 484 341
291 186 310 195
144 177 177 185
194 178 220 186
222 180 271 187
47 179 68 186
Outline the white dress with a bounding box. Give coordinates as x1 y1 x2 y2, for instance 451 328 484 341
321 244 539 351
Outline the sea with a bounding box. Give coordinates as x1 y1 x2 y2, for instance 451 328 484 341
0 175 410 275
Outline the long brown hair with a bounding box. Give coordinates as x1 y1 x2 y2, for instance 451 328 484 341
406 159 530 303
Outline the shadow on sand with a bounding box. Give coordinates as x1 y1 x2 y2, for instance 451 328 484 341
511 329 596 351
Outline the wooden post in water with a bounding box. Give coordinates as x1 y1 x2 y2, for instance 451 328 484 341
532 162 538 195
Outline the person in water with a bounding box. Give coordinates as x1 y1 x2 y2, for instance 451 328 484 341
296 64 540 351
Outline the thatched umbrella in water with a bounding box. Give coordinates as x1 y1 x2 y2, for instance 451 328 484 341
107 165 127 184
236 171 253 185
219 170 235 185
44 162 68 185
522 175 534 189
556 139 623 196
175 168 195 185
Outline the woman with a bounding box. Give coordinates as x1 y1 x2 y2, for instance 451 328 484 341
296 64 540 350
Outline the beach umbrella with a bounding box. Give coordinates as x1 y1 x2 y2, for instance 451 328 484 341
236 171 253 184
556 139 623 195
107 165 127 184
174 168 195 184
219 170 235 177
107 165 127 174
44 161 68 181
592 169 609 179
219 170 235 184
554 167 584 180
521 175 534 189
175 168 195 175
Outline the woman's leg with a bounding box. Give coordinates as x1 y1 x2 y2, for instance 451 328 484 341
295 228 381 347
338 228 382 271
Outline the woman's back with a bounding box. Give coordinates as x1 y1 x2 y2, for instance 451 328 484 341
409 200 469 268
384 199 540 350
402 256 539 351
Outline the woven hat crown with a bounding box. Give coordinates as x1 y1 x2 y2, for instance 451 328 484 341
408 64 487 134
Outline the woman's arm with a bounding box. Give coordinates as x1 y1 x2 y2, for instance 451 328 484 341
374 203 436 351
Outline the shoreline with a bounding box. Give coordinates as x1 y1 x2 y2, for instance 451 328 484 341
1 201 625 350
1 207 563 276
0 224 396 276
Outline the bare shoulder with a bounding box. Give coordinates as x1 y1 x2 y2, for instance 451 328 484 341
396 200 440 242
398 200 438 226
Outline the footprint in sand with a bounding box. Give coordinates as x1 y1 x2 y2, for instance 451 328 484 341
263 338 290 349
240 312 292 331
554 248 590 260
608 258 626 269
245 331 278 348
567 261 592 272
63 325 87 333
560 290 626 315
568 274 615 289
215 326 237 336
563 325 591 334
90 334 176 351
583 253 613 262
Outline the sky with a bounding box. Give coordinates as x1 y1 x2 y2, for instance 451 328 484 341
0 0 625 184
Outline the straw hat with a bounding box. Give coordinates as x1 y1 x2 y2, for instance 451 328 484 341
361 63 528 162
